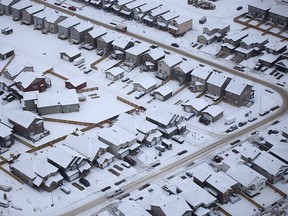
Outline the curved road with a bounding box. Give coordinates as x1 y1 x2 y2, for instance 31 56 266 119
32 1 288 215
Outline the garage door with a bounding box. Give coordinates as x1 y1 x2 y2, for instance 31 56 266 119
155 93 164 101
204 114 213 122
106 74 114 80
62 54 69 61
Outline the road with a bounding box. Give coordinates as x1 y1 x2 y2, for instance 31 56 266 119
32 1 288 215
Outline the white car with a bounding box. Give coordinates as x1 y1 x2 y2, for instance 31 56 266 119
105 186 124 198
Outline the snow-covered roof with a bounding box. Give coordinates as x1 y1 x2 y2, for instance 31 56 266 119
57 16 80 28
112 37 132 49
188 163 214 182
202 105 223 117
60 48 81 58
0 0 15 6
206 171 238 193
44 12 63 23
22 91 38 101
133 77 157 89
225 79 252 96
87 26 107 38
160 10 179 21
25 4 43 14
118 200 151 216
126 42 150 56
236 143 262 161
265 41 287 52
0 45 14 55
182 98 209 111
106 67 124 76
160 54 182 67
73 21 93 33
191 66 212 80
269 5 288 17
224 30 248 42
259 53 280 63
11 0 32 10
180 187 216 208
153 85 173 96
151 195 191 215
150 5 170 17
125 0 146 9
206 72 232 87
7 110 43 129
99 31 118 43
64 133 108 162
146 48 165 61
116 0 134 6
204 20 230 31
65 76 86 87
14 72 44 89
36 89 79 108
0 122 12 138
172 15 192 25
146 108 182 127
98 125 136 146
175 60 196 74
138 2 160 13
241 33 267 46
33 10 47 19
248 1 272 11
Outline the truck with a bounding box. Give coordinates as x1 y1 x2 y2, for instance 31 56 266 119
225 116 236 125
114 24 127 32
105 186 124 198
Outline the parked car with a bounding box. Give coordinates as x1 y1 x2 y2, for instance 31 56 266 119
237 6 243 10
260 66 268 72
135 91 145 99
68 6 76 11
60 185 71 194
234 65 245 72
2 93 13 101
268 129 279 135
123 156 136 166
105 186 124 198
121 77 130 82
84 68 92 74
199 16 207 24
7 94 16 102
199 116 210 125
0 90 4 95
225 125 238 133
248 117 257 122
155 145 165 152
238 121 247 127
172 135 184 144
79 178 90 187
171 43 179 48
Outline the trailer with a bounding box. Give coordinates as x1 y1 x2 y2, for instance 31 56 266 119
1 27 13 35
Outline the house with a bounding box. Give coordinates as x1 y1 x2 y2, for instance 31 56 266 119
269 5 288 27
43 13 67 34
70 21 93 44
190 66 213 92
201 105 223 122
21 91 38 111
237 144 288 184
156 10 179 30
89 0 103 8
65 77 87 90
142 48 165 71
168 15 192 36
247 1 272 19
205 171 238 204
13 71 47 92
7 110 45 140
150 195 193 216
111 0 135 15
97 31 119 54
265 41 287 55
33 9 47 30
111 37 134 59
98 125 138 159
57 16 80 40
275 59 288 73
47 145 91 181
63 133 113 169
118 200 152 216
11 0 32 21
115 113 161 147
143 5 170 27
189 162 215 187
0 46 14 60
133 77 158 93
258 53 281 67
206 72 232 99
225 80 254 107
133 2 161 21
102 0 117 11
153 85 173 101
36 90 80 115
221 153 267 197
221 30 248 54
181 98 209 116
0 121 14 148
156 54 182 79
0 0 20 16
235 33 269 59
10 153 63 192
82 26 107 50
60 48 81 62
21 4 44 25
125 42 150 66
172 60 197 83
119 0 146 20
197 21 230 45
105 67 124 81
146 108 186 138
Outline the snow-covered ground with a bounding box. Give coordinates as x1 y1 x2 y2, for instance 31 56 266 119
0 0 287 215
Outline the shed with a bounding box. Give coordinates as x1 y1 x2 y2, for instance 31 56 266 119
60 49 81 62
153 85 173 101
133 77 158 93
65 77 87 90
181 98 209 116
201 105 224 122
105 67 124 81
0 46 14 60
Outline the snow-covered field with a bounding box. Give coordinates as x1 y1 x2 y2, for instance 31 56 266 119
0 0 287 215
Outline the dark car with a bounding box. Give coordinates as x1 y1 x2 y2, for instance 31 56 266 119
268 129 279 135
68 6 76 11
2 93 13 101
0 90 4 95
248 117 257 122
123 156 136 166
199 116 210 125
171 43 179 48
155 145 165 152
237 6 243 10
238 121 247 127
7 94 16 102
79 178 90 187
226 125 238 133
